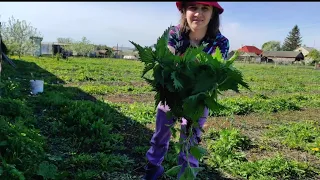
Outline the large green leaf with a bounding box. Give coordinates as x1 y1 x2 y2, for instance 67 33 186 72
205 51 220 69
212 46 223 63
155 26 171 60
191 69 216 94
171 71 183 90
182 45 205 63
37 161 57 179
142 62 155 78
165 165 182 177
180 166 195 180
225 50 239 67
129 41 154 64
190 145 207 160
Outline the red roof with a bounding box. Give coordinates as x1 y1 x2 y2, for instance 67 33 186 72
238 46 262 55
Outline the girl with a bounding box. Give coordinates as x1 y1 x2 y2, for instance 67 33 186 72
143 1 229 179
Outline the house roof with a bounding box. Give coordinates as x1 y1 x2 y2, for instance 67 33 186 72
238 45 262 55
294 46 316 52
262 51 302 58
303 47 315 52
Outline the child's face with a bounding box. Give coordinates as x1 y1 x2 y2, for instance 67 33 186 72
185 3 213 31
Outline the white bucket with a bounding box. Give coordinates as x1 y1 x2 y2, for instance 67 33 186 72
30 80 44 95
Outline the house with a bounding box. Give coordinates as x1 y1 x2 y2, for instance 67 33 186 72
238 45 263 55
239 52 260 62
261 51 304 64
294 46 316 57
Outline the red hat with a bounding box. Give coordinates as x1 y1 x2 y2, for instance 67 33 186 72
176 1 224 14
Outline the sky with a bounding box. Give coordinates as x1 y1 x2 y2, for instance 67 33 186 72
1 2 320 51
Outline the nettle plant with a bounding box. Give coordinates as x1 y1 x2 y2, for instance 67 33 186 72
130 26 250 179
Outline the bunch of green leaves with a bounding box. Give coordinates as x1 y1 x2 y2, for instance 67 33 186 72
130 26 249 123
130 26 249 179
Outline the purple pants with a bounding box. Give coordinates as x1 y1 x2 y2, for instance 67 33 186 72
146 102 209 168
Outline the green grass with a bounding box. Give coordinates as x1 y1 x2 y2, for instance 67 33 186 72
0 56 320 179
264 120 320 158
203 128 315 180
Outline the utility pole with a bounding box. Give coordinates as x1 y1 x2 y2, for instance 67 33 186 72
116 43 118 58
313 40 316 48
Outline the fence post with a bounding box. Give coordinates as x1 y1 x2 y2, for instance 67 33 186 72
0 22 3 97
0 22 2 76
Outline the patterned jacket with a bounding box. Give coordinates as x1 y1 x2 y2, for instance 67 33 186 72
167 25 230 59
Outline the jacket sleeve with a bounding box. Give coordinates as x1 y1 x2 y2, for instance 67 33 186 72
167 26 179 49
219 37 230 60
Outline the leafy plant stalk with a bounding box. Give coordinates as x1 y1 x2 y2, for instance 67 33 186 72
130 26 250 179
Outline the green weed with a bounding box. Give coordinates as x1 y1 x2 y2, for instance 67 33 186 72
264 120 320 157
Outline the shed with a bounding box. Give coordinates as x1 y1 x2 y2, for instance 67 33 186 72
262 51 304 64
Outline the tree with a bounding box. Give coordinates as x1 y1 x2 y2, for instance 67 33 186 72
57 37 74 52
281 25 302 51
78 37 95 56
261 41 281 51
308 49 320 63
69 37 94 56
57 37 95 56
1 16 42 58
57 38 73 44
95 44 108 50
